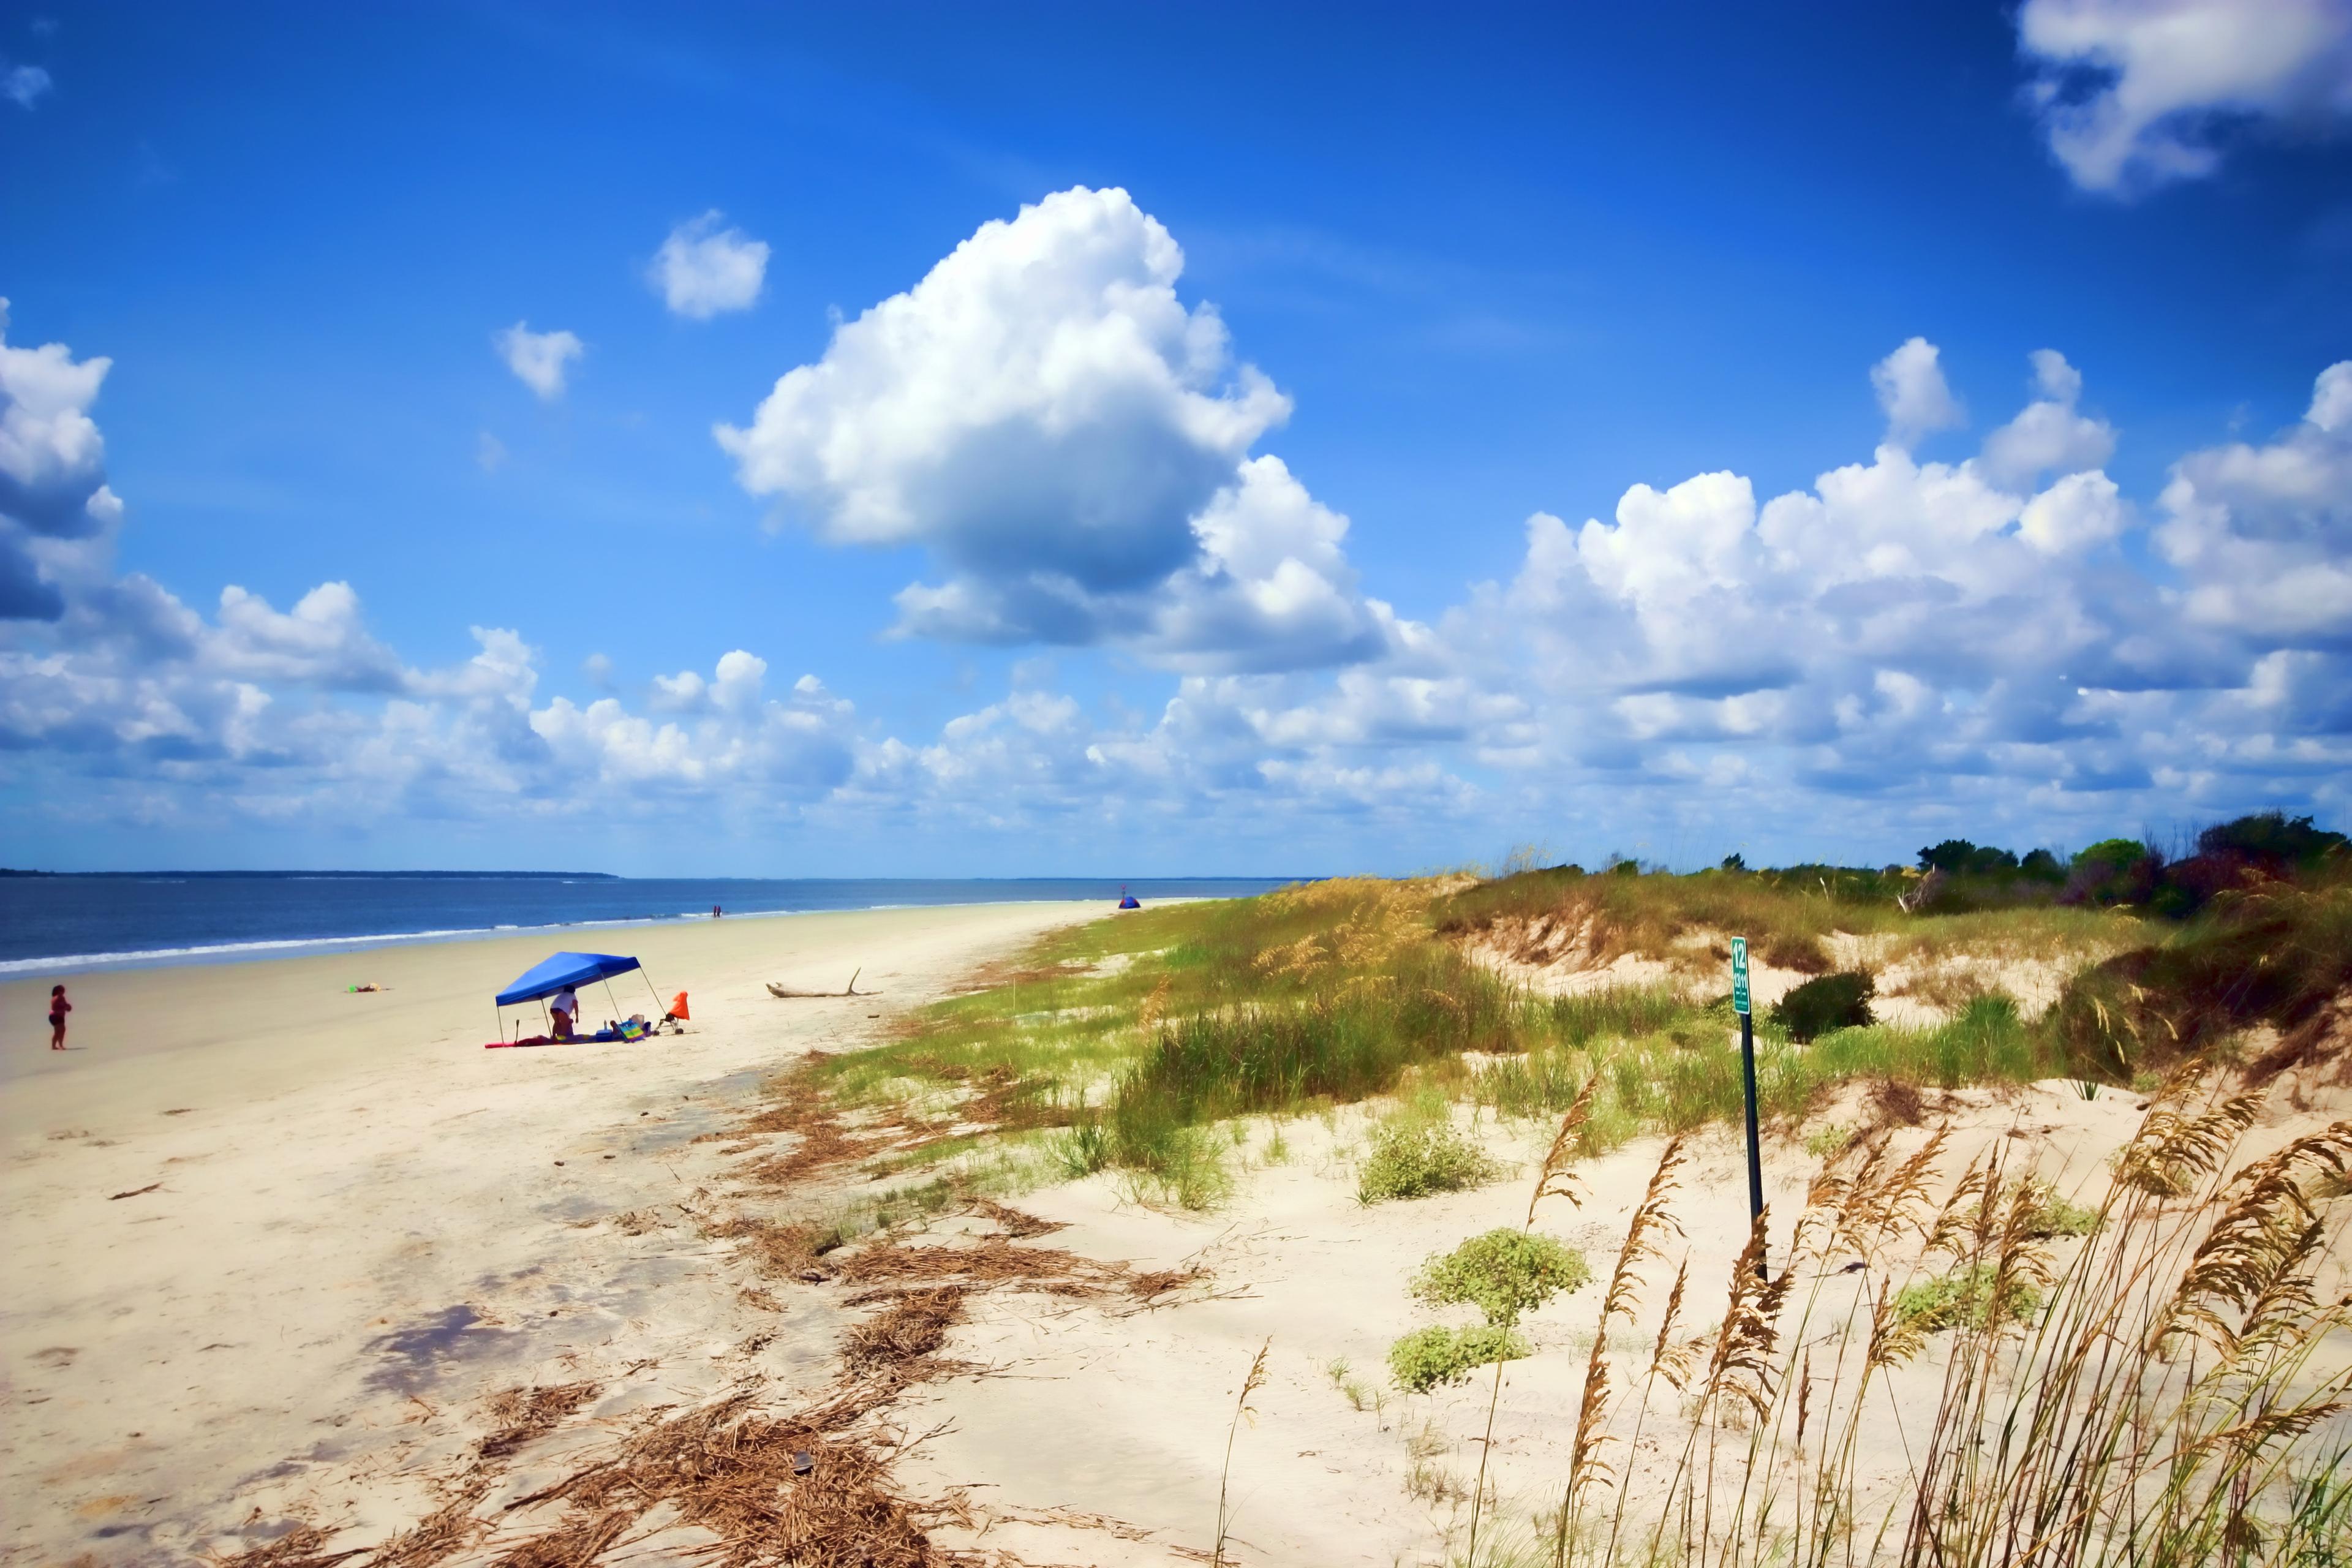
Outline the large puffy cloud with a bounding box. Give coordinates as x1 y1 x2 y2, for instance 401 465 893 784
717 187 1284 579
649 211 770 319
2018 0 2352 194
717 187 1395 671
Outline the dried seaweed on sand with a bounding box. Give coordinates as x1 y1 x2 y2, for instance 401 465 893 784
842 1287 968 1374
478 1382 601 1460
707 1215 846 1281
497 1392 959 1568
970 1197 1065 1237
834 1234 1122 1294
363 1479 496 1568
209 1525 364 1568
1127 1265 1208 1300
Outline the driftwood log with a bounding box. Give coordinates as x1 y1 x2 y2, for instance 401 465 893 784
766 967 878 999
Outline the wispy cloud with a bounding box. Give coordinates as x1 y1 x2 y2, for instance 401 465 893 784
492 322 584 400
2 60 52 110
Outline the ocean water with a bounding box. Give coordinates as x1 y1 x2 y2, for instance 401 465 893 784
0 874 1295 976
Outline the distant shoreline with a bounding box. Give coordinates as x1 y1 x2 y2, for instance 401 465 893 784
0 897 1099 978
0 875 1295 978
0 869 1294 880
0 868 621 880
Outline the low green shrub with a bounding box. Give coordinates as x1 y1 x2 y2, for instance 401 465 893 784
1411 1228 1589 1325
1386 1323 1531 1393
1050 1114 1111 1178
1357 1115 1502 1204
1894 1263 2042 1332
1115 1123 1231 1210
1803 1121 1854 1158
2026 1191 2101 1238
1770 970 1875 1042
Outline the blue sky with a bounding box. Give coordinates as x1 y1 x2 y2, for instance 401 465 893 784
2 1 2348 875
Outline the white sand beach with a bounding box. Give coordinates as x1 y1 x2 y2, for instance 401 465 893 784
0 902 1096 1566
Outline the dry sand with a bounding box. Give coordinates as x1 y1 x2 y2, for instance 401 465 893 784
0 902 1094 1566
6 903 2343 1567
886 1083 2330 1566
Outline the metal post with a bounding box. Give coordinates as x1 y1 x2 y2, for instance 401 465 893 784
1731 934 1766 1282
1740 1006 1766 1282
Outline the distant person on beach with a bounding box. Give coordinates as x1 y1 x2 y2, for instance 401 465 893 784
550 984 578 1041
49 985 71 1050
712 903 722 918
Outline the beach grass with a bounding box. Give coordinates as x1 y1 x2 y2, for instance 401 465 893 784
684 859 2352 1563
750 856 2348 1213
1539 1079 2352 1568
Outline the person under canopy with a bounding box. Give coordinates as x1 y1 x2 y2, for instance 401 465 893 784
491 951 672 1047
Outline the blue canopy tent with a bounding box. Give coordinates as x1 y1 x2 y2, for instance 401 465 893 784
492 951 669 1045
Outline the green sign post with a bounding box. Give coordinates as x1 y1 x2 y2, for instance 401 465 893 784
1732 937 1765 1280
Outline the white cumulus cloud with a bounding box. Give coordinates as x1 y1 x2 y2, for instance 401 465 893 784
5 296 2346 862
2018 0 2352 194
2156 360 2352 643
494 322 584 400
1 300 123 620
1980 349 2117 489
717 186 1396 670
649 211 771 319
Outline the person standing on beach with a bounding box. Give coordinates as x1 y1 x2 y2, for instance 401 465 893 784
48 985 71 1050
549 984 578 1041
